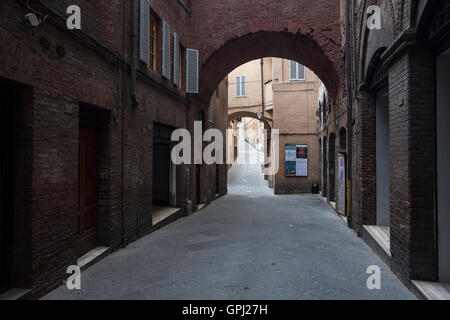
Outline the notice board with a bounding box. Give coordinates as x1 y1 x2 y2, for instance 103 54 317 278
285 144 308 177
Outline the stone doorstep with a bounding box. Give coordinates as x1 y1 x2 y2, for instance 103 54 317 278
329 201 336 209
152 206 182 226
77 246 110 271
0 288 31 301
411 280 450 300
362 225 391 257
196 203 207 211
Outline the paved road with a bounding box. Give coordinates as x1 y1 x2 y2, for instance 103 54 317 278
43 140 414 300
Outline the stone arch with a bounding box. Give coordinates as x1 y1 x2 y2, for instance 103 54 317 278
365 47 388 90
228 111 272 132
357 1 395 85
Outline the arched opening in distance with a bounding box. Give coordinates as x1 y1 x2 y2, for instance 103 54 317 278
218 54 330 195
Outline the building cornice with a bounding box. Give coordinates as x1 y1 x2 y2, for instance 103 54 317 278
381 29 418 66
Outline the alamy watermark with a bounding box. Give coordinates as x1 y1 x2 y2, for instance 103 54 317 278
367 5 382 30
170 121 280 175
65 265 81 290
66 5 81 30
366 265 381 290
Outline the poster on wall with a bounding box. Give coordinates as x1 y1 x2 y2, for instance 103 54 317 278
337 154 346 214
285 144 308 177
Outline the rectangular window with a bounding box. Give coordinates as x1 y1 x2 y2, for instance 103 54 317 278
236 76 246 97
180 44 186 91
289 61 306 81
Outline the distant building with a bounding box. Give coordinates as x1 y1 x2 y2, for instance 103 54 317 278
227 58 322 194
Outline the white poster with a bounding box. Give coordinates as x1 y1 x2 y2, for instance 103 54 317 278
338 154 346 214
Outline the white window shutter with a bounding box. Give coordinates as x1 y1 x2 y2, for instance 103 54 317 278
173 32 180 86
186 48 199 94
241 76 246 96
290 60 297 80
236 76 241 97
162 20 171 79
139 0 150 65
298 64 305 80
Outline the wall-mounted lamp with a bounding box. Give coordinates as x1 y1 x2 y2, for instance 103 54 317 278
24 12 47 28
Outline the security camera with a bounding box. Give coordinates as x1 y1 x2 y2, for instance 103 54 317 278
24 13 41 27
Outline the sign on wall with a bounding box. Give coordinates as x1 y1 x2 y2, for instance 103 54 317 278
337 154 346 214
285 144 308 177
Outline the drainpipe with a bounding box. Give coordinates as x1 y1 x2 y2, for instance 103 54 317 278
345 0 353 226
260 58 265 118
120 0 128 247
130 0 138 107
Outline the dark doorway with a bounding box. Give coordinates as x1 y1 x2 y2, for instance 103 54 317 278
376 88 390 226
195 164 201 204
216 165 220 195
436 48 450 282
322 137 328 198
319 139 322 192
78 104 110 256
196 111 206 205
153 144 171 205
78 127 99 256
153 123 175 206
0 80 15 293
328 134 336 202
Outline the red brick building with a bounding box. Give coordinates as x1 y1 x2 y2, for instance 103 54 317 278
0 0 229 298
0 0 346 299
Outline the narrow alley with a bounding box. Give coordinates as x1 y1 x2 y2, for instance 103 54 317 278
43 139 413 300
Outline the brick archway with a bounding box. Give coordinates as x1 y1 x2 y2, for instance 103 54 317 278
189 0 344 105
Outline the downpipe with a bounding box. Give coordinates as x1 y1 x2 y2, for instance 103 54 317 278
130 0 138 108
345 0 353 227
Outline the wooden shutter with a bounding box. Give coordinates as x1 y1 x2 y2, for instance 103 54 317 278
186 48 199 93
173 32 180 86
139 0 150 65
162 20 171 79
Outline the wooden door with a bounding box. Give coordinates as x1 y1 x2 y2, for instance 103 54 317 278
78 127 98 256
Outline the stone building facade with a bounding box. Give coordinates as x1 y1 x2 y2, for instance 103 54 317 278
0 0 228 298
